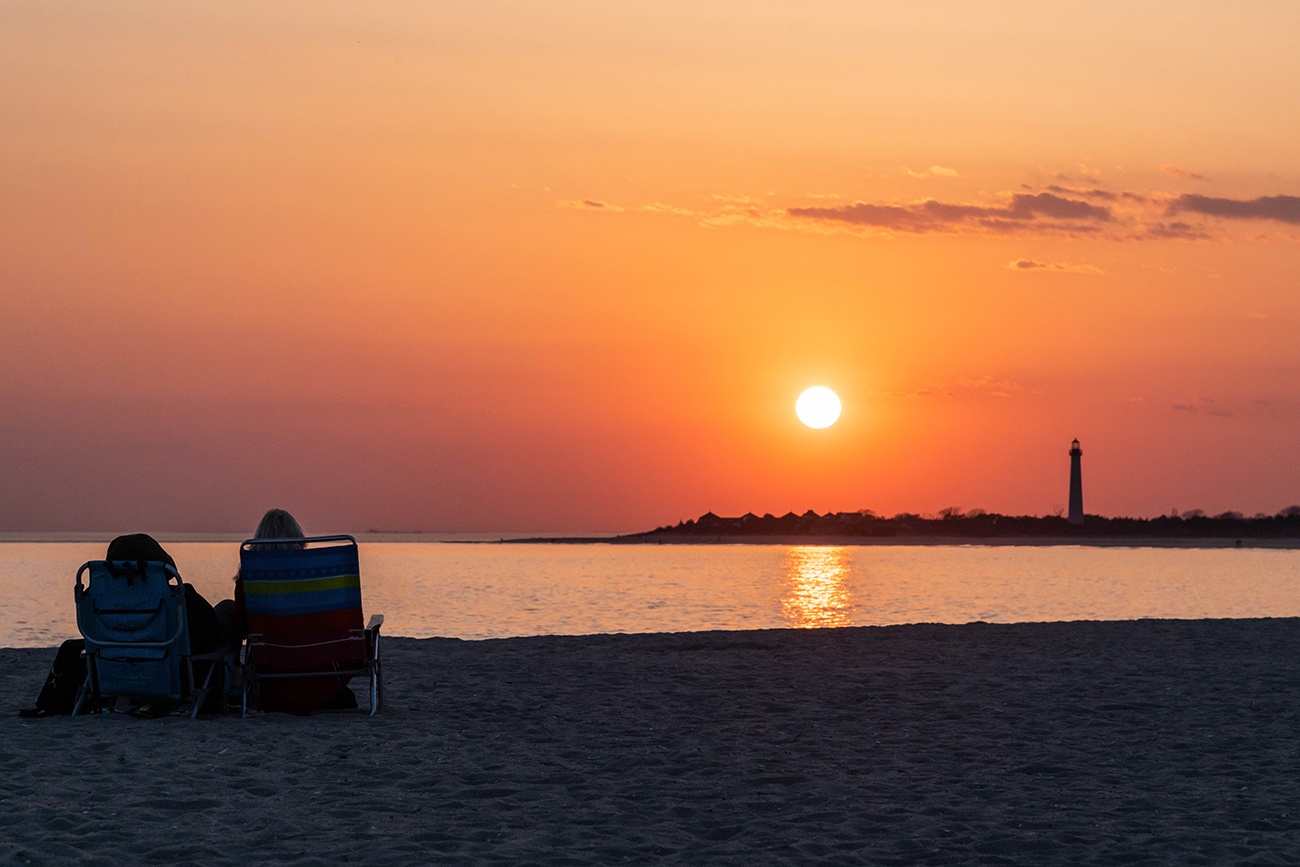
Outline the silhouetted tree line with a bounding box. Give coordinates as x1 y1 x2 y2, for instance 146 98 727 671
635 506 1300 539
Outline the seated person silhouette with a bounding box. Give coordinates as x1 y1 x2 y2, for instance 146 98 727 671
222 509 358 713
106 533 223 656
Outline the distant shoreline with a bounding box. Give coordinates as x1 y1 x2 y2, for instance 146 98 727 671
543 508 1300 549
4 530 1298 549
505 534 1300 548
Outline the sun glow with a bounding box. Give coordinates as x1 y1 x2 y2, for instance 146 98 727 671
795 386 842 429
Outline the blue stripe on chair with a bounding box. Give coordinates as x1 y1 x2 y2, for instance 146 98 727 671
244 587 364 617
241 547 359 576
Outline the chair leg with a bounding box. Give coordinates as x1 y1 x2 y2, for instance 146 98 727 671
190 661 217 720
242 666 255 718
72 675 91 716
73 661 106 715
370 631 382 715
223 655 241 703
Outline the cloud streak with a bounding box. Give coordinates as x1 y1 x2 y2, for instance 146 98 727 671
1170 397 1284 419
904 165 959 179
558 199 623 212
1008 259 1104 274
1160 165 1205 179
885 376 1033 401
1141 220 1211 241
560 176 1300 243
1172 398 1241 418
1169 194 1300 224
787 192 1110 235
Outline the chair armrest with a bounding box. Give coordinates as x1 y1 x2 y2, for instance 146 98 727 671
365 614 384 633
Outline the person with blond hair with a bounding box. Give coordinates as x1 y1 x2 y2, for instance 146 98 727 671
248 508 306 550
214 508 306 641
218 508 357 712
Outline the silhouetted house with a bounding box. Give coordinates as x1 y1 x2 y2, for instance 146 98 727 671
776 512 801 531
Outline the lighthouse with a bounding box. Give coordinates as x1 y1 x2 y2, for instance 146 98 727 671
1068 438 1084 525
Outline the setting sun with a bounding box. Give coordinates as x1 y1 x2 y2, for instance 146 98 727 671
796 386 842 429
3 2 1300 531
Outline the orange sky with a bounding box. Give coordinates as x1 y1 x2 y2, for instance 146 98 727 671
3 1 1300 532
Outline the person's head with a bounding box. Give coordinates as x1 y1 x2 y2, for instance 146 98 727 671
106 533 176 566
251 508 306 550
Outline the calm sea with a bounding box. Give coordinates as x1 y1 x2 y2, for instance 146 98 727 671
5 540 1300 649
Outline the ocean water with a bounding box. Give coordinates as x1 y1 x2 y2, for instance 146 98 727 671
4 540 1300 649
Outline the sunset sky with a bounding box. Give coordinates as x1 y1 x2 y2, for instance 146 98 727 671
3 1 1299 532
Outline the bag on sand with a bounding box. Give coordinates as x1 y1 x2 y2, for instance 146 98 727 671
20 639 87 717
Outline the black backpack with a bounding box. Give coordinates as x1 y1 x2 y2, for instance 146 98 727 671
20 639 87 717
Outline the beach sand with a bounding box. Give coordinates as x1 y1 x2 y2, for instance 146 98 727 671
4 618 1300 865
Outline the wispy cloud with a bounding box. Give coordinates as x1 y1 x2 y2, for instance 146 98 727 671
1044 184 1151 205
557 199 624 212
904 165 959 179
1168 194 1300 224
1171 396 1281 419
1044 184 1118 201
787 192 1110 235
1160 165 1205 180
957 375 1031 398
639 202 696 216
1172 397 1239 418
886 377 1030 400
1141 221 1212 240
885 388 954 400
1008 258 1104 274
558 199 695 216
559 174 1300 244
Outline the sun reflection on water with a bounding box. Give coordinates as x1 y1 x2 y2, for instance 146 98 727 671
781 546 854 629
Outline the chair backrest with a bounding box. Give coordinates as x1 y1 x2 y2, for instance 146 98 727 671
239 535 365 668
75 559 190 701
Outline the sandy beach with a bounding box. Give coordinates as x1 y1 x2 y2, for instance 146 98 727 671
5 618 1300 865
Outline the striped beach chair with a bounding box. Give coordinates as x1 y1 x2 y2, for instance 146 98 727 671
240 535 383 715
